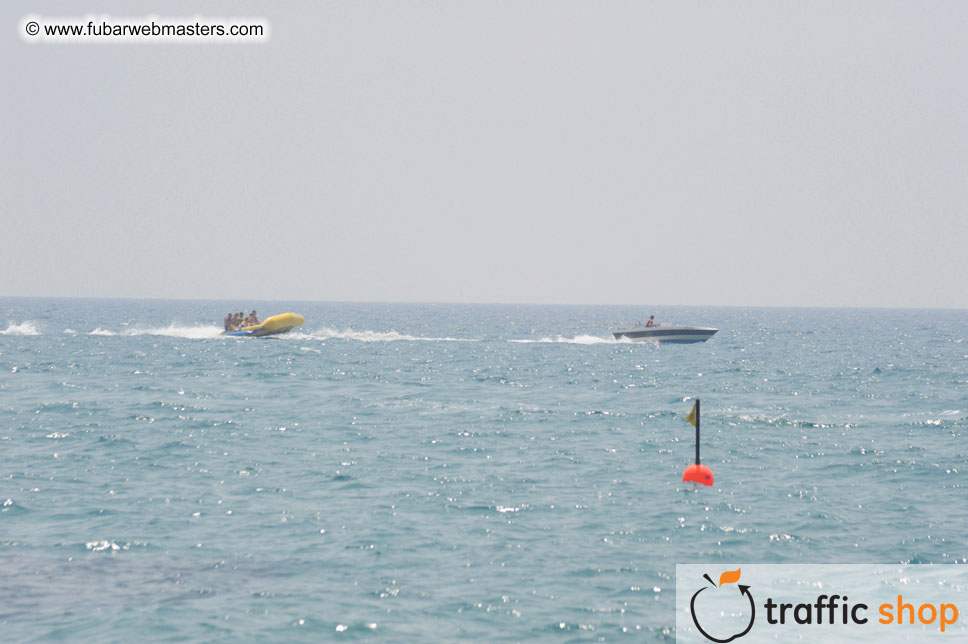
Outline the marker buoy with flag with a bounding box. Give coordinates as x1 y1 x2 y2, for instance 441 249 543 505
682 399 714 486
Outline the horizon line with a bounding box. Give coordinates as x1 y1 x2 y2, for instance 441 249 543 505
1 294 966 313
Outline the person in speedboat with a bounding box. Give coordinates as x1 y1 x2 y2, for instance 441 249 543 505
645 315 656 327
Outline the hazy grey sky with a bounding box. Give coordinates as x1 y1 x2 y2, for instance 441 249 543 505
3 1 966 308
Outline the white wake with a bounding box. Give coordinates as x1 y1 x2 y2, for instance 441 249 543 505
510 334 627 345
291 327 471 343
0 321 40 336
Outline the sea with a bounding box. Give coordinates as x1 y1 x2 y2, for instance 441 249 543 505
1 298 965 643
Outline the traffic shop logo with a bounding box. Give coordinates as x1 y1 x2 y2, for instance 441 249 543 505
683 566 963 642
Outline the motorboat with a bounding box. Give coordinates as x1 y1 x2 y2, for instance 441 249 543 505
223 312 304 337
612 324 717 343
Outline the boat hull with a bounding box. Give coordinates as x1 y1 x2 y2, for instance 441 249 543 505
612 326 717 343
224 313 305 337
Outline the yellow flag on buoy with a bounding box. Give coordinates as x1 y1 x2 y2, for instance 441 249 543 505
685 401 697 427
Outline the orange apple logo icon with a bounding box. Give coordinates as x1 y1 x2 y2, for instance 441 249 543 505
689 568 755 642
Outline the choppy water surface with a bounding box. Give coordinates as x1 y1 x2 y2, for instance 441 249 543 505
1 299 965 642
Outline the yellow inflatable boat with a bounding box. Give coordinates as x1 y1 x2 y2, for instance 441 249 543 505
223 312 304 337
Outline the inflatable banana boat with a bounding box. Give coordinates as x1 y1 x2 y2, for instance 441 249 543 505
223 312 304 337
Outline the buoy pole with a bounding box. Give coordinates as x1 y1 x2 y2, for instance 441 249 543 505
694 398 701 465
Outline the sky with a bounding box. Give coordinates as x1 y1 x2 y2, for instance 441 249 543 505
2 1 967 308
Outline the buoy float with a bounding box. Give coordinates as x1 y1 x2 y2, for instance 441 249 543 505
682 398 714 486
682 463 714 486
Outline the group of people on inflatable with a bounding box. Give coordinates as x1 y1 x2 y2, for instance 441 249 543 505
224 310 259 332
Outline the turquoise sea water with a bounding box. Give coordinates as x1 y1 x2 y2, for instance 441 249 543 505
1 299 966 642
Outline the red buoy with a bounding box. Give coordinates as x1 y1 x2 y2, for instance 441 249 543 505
682 463 714 486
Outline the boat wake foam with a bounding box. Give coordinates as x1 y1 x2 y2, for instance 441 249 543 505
86 325 223 339
1 322 40 336
291 327 471 343
124 325 223 340
510 334 630 345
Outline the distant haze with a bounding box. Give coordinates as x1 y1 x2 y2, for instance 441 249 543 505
3 1 967 308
